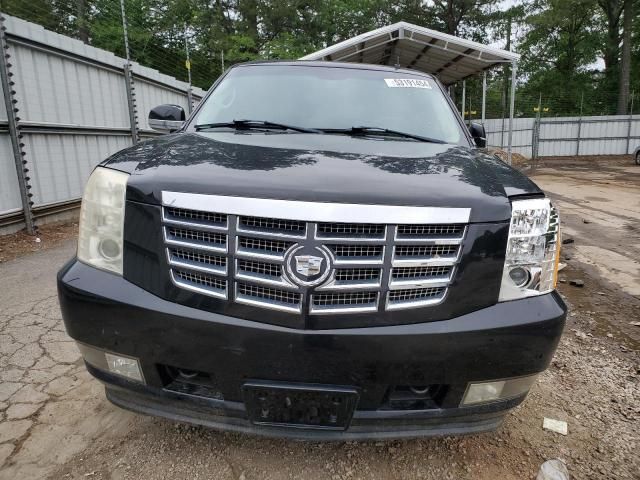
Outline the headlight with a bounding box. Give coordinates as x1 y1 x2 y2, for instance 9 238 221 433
499 198 561 301
77 167 129 275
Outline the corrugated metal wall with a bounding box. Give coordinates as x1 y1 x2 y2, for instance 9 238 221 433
485 115 640 158
0 13 206 223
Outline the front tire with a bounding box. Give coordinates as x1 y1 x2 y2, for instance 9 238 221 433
636 152 640 166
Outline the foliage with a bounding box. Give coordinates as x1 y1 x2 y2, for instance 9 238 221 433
0 0 638 116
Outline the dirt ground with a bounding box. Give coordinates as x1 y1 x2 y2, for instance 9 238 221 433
0 156 638 480
0 223 78 264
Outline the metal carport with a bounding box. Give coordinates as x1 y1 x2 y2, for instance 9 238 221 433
301 21 520 164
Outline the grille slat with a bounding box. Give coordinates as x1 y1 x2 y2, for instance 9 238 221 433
392 266 452 280
169 248 227 275
317 223 385 239
165 207 227 228
167 227 227 250
335 268 381 282
397 224 464 238
239 216 306 236
172 269 227 299
162 204 465 315
329 244 384 259
236 283 301 312
237 259 282 278
312 291 378 313
387 287 446 310
394 245 458 258
238 237 293 257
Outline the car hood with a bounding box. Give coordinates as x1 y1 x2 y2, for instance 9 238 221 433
104 132 542 223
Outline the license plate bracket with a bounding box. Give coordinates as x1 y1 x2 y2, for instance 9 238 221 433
243 382 359 430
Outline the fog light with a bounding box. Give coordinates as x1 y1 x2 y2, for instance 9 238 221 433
105 353 144 382
461 374 538 406
508 266 530 287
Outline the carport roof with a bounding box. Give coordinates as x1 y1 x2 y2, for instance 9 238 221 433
300 22 520 86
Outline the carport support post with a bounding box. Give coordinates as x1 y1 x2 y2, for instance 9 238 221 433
507 61 518 165
461 81 466 121
481 71 487 124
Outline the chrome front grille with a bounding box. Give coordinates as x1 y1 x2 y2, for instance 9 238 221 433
161 193 468 316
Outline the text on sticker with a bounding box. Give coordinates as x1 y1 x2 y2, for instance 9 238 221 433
384 78 432 89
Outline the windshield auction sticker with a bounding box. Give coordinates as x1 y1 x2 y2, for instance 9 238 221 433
384 78 432 89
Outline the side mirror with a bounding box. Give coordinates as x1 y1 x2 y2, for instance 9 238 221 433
469 122 486 148
148 104 186 133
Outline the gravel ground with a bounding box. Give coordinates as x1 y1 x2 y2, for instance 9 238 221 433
0 156 638 480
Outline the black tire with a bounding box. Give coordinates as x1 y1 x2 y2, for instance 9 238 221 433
636 152 640 166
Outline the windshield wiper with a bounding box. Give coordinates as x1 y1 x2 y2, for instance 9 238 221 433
320 126 446 144
195 119 322 134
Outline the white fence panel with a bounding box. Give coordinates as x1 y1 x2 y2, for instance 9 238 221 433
0 134 23 215
10 43 130 128
0 74 6 122
23 133 132 205
539 139 578 157
484 114 639 158
578 138 629 156
485 117 533 158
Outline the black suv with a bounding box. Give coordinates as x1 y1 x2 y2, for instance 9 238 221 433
58 61 566 440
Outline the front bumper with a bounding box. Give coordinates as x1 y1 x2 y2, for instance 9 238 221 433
58 259 567 440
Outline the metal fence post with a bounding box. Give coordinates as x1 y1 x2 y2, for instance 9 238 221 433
184 23 193 114
123 63 139 144
120 0 139 144
626 91 634 154
0 13 36 234
576 117 582 156
531 116 540 160
576 92 583 156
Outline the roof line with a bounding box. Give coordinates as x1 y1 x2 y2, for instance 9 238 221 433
301 21 520 63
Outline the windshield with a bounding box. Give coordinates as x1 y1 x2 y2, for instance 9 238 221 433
193 65 464 144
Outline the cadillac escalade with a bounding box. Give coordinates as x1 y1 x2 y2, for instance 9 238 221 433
57 61 566 440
